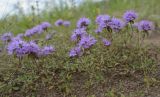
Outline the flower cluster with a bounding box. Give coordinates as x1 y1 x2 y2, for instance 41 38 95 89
7 39 29 57
1 32 13 42
69 34 97 57
39 46 55 56
55 19 71 27
25 22 51 37
7 39 55 58
69 17 96 57
95 15 125 33
1 10 155 59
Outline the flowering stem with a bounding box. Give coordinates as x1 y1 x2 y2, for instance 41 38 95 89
18 57 22 68
129 22 134 39
138 31 141 49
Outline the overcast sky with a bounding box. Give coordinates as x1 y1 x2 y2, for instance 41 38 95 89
0 0 102 18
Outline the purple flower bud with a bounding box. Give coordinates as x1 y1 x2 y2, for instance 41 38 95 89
63 21 71 27
55 19 63 26
102 38 111 46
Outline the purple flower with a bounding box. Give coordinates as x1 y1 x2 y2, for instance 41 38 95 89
102 38 111 46
34 25 44 34
97 15 112 31
11 37 22 42
55 19 63 26
16 33 24 39
27 41 40 56
138 20 154 32
123 10 138 23
40 46 55 56
7 39 28 57
110 18 125 32
77 17 90 28
95 15 110 25
7 39 42 58
69 46 82 57
1 32 13 42
71 28 87 41
95 26 103 34
40 22 51 30
25 25 43 37
63 21 71 27
24 29 34 37
78 35 97 49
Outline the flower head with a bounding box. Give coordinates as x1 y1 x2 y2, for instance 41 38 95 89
16 33 24 39
96 15 110 25
27 41 41 57
34 25 44 34
40 22 51 30
138 20 154 32
71 28 87 41
55 19 63 26
78 35 97 49
96 15 112 31
1 32 13 42
102 38 111 46
69 46 82 57
63 21 71 27
95 26 103 34
77 17 90 28
40 46 55 56
7 39 28 57
123 10 138 23
110 18 125 32
25 25 43 37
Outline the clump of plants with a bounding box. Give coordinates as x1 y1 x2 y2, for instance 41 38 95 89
0 10 157 96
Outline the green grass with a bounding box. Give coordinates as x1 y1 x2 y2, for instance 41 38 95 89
0 0 160 97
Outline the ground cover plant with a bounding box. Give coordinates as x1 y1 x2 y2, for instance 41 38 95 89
0 0 160 97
